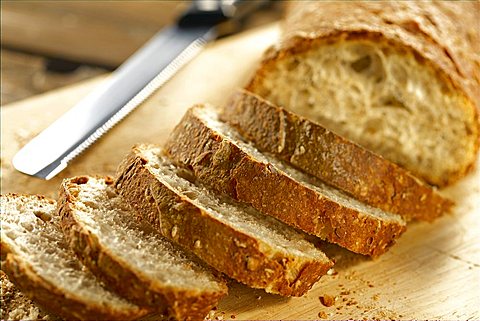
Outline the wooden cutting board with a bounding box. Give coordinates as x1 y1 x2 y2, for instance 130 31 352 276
2 24 479 320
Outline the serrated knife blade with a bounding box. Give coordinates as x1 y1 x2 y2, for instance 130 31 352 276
12 0 265 180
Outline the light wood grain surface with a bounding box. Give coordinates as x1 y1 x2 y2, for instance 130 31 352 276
1 24 479 320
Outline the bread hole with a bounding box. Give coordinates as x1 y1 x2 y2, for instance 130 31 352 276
382 18 394 25
182 190 198 200
82 200 99 210
350 52 385 83
175 168 197 184
4 230 16 240
33 210 52 222
375 95 412 113
465 124 473 136
194 240 202 249
351 55 372 73
286 58 300 71
20 221 35 232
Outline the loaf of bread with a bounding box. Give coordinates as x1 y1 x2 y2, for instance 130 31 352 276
247 1 480 187
58 176 227 320
165 105 406 257
221 89 453 221
115 144 333 296
0 194 148 320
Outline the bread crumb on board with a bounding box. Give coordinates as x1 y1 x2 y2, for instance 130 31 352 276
318 311 328 319
319 294 336 307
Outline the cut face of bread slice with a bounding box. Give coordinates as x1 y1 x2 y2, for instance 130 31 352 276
164 105 407 257
115 145 333 297
0 194 148 321
246 2 479 187
59 176 227 320
221 90 453 222
58 176 227 321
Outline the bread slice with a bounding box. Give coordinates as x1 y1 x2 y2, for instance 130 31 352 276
164 105 406 257
115 145 333 297
0 193 148 320
246 1 479 187
221 89 454 222
58 176 227 320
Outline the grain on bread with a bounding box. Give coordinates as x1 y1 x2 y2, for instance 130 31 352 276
221 89 453 222
115 144 333 296
0 193 148 321
164 105 407 257
246 1 480 187
58 176 227 321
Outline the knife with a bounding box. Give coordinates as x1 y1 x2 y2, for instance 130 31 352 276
13 0 267 180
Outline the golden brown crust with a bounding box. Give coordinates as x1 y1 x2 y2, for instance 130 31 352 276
221 90 454 222
0 270 58 321
1 255 146 321
280 1 480 108
164 107 407 257
58 176 226 321
246 1 480 187
114 147 333 297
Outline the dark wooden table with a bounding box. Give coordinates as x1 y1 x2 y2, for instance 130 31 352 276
1 1 282 105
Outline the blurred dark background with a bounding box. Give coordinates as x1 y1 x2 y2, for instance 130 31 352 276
1 1 283 105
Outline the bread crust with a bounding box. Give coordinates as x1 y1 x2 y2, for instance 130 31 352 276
58 176 227 321
1 194 147 321
114 146 333 296
1 255 146 321
246 1 480 187
221 90 454 222
164 107 407 257
0 270 58 321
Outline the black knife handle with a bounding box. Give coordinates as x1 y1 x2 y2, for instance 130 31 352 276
178 0 270 28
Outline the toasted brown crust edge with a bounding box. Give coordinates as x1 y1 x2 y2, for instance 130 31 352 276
0 194 147 321
58 176 226 321
1 254 147 321
246 31 480 188
114 147 332 297
164 107 407 257
221 89 454 222
0 270 57 321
